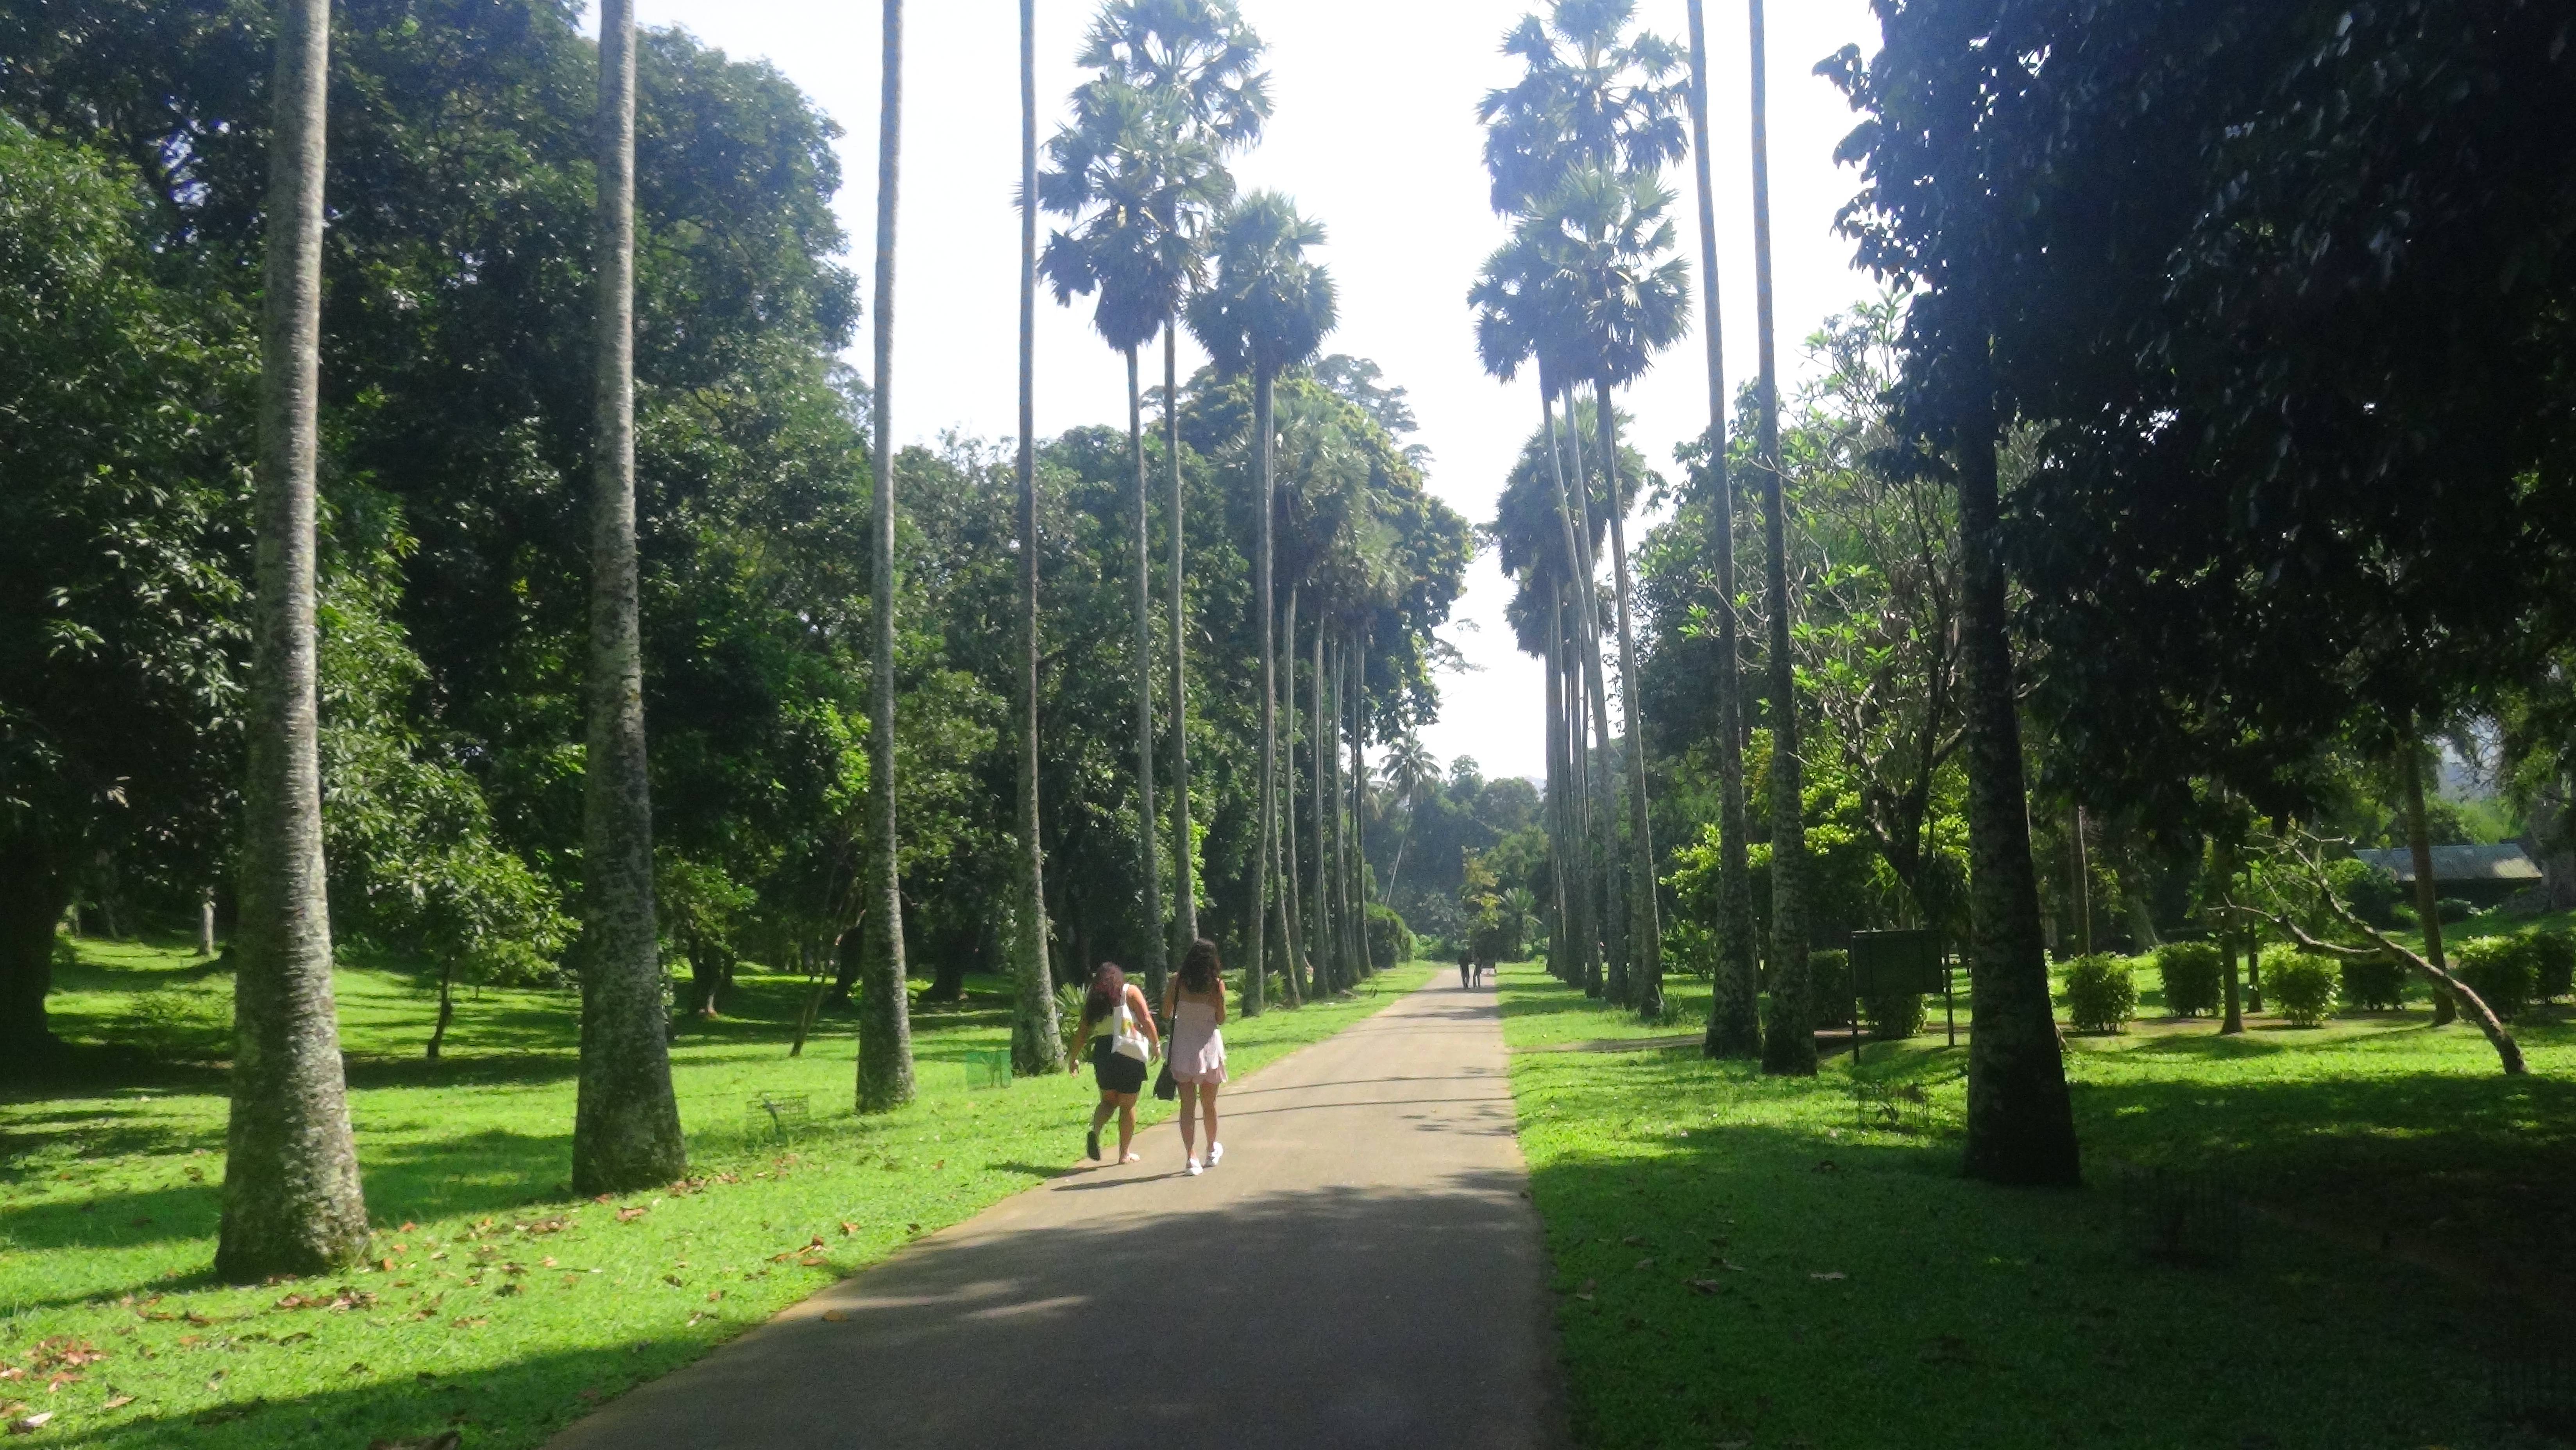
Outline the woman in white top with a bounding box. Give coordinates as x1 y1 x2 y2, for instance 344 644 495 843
1162 938 1228 1175
1067 962 1158 1163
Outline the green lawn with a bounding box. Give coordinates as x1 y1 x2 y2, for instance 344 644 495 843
1501 960 2576 1450
4 937 1429 1447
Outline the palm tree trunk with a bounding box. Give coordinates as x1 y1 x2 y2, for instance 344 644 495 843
1011 0 1061 1076
1563 586 1603 994
218 0 368 1278
1166 321 1197 953
1955 339 2079 1185
2403 740 2457 1025
1544 588 1572 982
1563 390 1628 996
858 0 916 1110
1749 0 1815 1077
1350 637 1376 976
1125 345 1166 999
1687 0 1762 1058
1282 587 1309 998
1542 389 1610 996
1245 366 1275 1017
1594 373 1663 1020
1321 630 1345 994
1310 624 1330 993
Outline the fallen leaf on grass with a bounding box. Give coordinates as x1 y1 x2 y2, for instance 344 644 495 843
1632 1258 1655 1271
838 1222 858 1237
1688 1279 1726 1295
1809 1271 1847 1282
1620 1234 1645 1246
449 1317 487 1330
1573 1278 1596 1302
8 1412 52 1434
345 1362 370 1376
615 1207 649 1223
819 1310 851 1323
103 1395 134 1410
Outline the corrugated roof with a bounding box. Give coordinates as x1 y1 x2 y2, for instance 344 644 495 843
2351 844 2544 884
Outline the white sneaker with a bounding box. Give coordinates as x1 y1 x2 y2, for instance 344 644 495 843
1122 1151 1141 1164
1207 1142 1224 1169
1185 1157 1203 1176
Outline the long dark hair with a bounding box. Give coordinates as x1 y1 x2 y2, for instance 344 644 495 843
1080 962 1127 1030
1178 938 1221 995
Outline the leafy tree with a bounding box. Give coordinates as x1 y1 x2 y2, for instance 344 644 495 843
217 0 369 1278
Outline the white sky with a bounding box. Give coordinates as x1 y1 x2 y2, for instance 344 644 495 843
608 0 1883 782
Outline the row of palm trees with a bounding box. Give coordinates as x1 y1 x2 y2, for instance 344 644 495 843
1470 0 1812 1065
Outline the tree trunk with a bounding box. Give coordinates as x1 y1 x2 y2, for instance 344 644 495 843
858 0 917 1110
1012 43 1061 1072
218 0 369 1278
1165 320 1197 953
2403 742 2457 1026
0 836 66 1058
1544 389 1611 997
1312 622 1331 994
1747 0 1814 1078
1322 631 1346 994
1562 586 1604 994
2072 806 2093 957
1594 373 1662 1019
1686 0 1762 1062
1544 601 1572 983
1125 345 1166 1000
1350 638 1375 977
1245 367 1275 1017
572 0 688 1194
1562 395 1627 996
1281 587 1308 999
426 955 456 1060
199 887 218 958
1953 341 2080 1187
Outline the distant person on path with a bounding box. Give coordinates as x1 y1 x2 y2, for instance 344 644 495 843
1068 962 1158 1164
1458 945 1473 990
1163 938 1229 1176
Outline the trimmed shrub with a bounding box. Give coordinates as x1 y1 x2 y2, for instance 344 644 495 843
2528 929 2575 1002
2156 942 2225 1017
2338 953 2408 1012
2264 948 2338 1026
2436 897 2474 924
1806 949 1852 1025
2062 953 2139 1033
1867 990 1929 1040
2453 935 2537 1022
1367 903 1415 968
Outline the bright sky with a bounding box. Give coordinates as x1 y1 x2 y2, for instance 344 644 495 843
608 0 1884 783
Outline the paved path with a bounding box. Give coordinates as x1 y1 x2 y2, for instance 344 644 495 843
548 977 1567 1450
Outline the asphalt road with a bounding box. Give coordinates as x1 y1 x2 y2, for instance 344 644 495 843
546 975 1567 1450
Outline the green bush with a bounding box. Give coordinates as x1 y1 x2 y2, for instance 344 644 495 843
1867 990 1928 1040
2452 935 2537 1022
2436 897 2473 923
1367 903 1414 967
2339 953 2408 1012
2325 858 2406 928
2528 929 2575 1001
1806 948 1852 1025
2263 948 2338 1026
2156 942 2225 1017
2061 953 2139 1033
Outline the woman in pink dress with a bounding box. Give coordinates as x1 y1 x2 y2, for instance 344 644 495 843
1161 938 1228 1175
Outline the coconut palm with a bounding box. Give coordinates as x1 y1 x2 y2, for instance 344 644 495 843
1186 192 1336 1017
218 0 369 1279
569 0 689 1191
1683 0 1760 1059
1543 166 1690 1019
1041 77 1225 999
1746 0 1814 1076
1010 0 1062 1076
1080 0 1271 959
858 0 916 1113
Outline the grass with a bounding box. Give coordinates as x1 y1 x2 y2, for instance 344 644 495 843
3 936 1429 1448
1501 959 2576 1450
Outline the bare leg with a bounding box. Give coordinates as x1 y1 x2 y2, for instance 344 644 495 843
1090 1093 1117 1136
1199 1082 1220 1155
1115 1094 1138 1159
1177 1082 1200 1160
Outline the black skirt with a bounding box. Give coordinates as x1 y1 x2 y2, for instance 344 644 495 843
1091 1036 1148 1095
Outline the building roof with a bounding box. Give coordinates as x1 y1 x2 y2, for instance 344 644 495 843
2352 844 2545 885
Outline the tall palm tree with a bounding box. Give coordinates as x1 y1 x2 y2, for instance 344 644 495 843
858 0 916 1112
1010 0 1062 1076
1080 0 1271 964
1379 731 1436 902
1685 0 1761 1060
1187 193 1335 1017
1478 0 1686 216
571 0 689 1193
218 0 368 1279
1746 0 1814 1076
1547 167 1690 1019
1040 79 1223 1000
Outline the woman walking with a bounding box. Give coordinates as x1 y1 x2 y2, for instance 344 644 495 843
1068 962 1159 1164
1163 938 1229 1175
